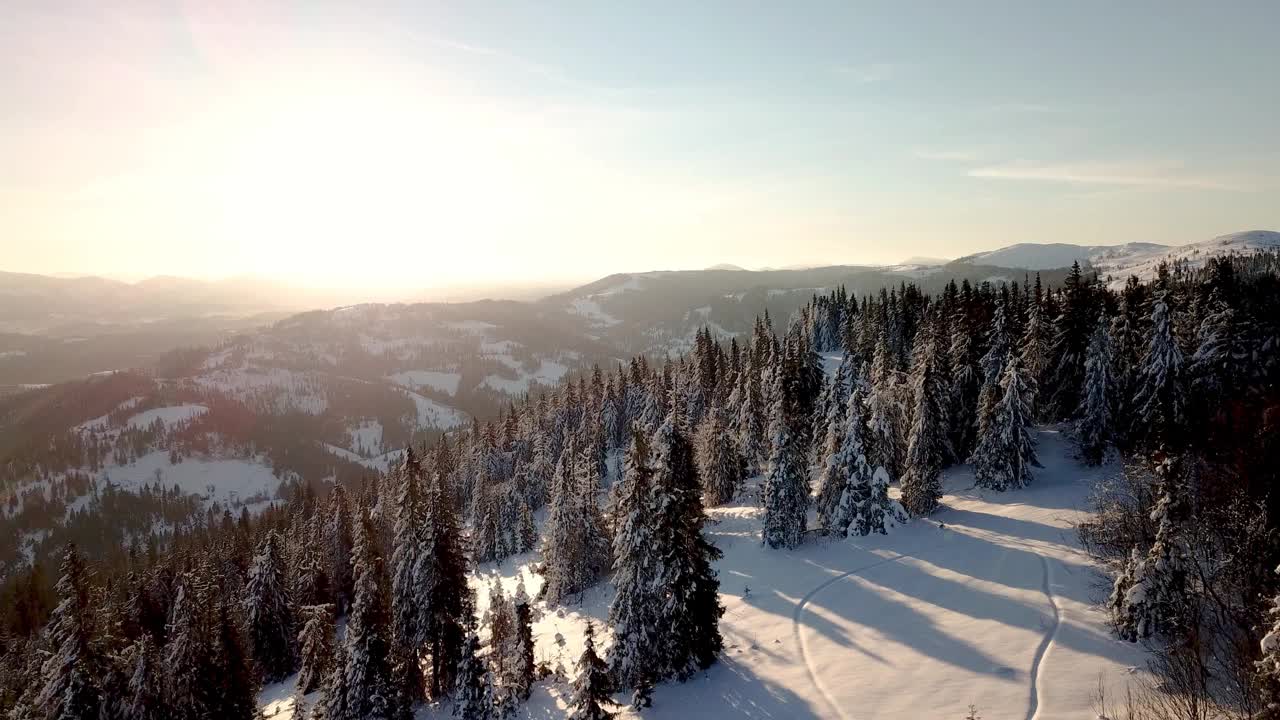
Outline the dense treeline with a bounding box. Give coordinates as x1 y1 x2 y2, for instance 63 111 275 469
2 250 1279 718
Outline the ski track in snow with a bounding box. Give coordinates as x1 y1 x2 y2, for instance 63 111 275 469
794 499 1068 720
1027 555 1061 720
793 550 913 720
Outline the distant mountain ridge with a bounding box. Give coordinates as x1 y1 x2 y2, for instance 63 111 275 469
954 231 1280 287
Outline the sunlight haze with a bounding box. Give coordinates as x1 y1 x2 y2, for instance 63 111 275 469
4 1 1278 289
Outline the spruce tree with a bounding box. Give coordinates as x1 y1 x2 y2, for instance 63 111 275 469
866 333 904 480
1019 295 1051 419
243 530 296 682
541 439 609 605
762 421 808 549
651 414 724 679
1133 295 1186 449
975 302 1011 441
509 581 535 701
453 603 495 720
164 575 209 719
422 471 469 699
122 634 164 720
973 356 1040 491
297 605 336 695
1190 290 1255 420
208 590 258 720
34 545 100 720
1108 459 1188 642
1076 313 1114 465
697 403 744 506
333 509 398 720
326 486 355 614
819 375 904 536
567 623 616 720
900 331 947 516
390 449 427 704
607 430 661 690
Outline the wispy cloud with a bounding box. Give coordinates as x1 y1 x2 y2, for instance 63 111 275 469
833 62 896 84
422 34 605 94
967 161 1248 191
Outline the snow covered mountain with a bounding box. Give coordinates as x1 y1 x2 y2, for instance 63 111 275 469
956 230 1280 288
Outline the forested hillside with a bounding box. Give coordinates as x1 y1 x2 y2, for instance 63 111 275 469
3 249 1279 718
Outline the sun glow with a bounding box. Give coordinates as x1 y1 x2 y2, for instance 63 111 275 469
198 78 544 288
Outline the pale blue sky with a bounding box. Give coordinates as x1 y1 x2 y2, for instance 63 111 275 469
3 1 1277 287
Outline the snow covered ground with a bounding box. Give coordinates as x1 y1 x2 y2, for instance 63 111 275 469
124 404 207 430
260 426 1144 719
482 358 571 395
387 370 462 396
399 388 469 429
100 451 283 507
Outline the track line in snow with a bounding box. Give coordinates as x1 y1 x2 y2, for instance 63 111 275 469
1026 555 1062 720
792 551 912 720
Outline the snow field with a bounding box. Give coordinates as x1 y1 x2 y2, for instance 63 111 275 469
387 370 462 396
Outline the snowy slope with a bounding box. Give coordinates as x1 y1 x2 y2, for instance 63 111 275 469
959 231 1280 289
260 427 1144 720
959 242 1170 271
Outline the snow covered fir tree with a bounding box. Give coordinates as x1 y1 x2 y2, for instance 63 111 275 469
3 249 1280 718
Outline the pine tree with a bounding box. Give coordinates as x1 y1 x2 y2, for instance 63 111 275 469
607 430 661 690
243 530 296 682
697 403 744 506
332 509 398 720
293 514 331 608
973 356 1040 491
1048 261 1097 419
509 580 535 701
34 545 100 720
453 605 495 720
390 449 427 705
762 421 808 549
1108 459 1188 642
975 302 1011 441
208 590 258 720
122 634 164 720
164 575 209 720
1190 290 1255 420
567 623 616 720
900 331 948 516
818 375 904 536
948 284 983 460
1076 313 1114 465
1133 295 1186 449
867 333 904 480
326 486 356 614
422 471 469 699
297 605 336 695
651 414 724 679
541 438 609 605
1019 295 1051 419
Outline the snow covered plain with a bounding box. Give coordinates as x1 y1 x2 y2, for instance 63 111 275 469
262 427 1143 719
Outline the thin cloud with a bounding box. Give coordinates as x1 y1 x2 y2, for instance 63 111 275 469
423 34 604 93
967 161 1248 191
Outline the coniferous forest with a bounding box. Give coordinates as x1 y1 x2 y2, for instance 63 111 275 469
4 251 1280 718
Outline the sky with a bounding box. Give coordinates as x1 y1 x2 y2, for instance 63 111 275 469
3 1 1278 290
